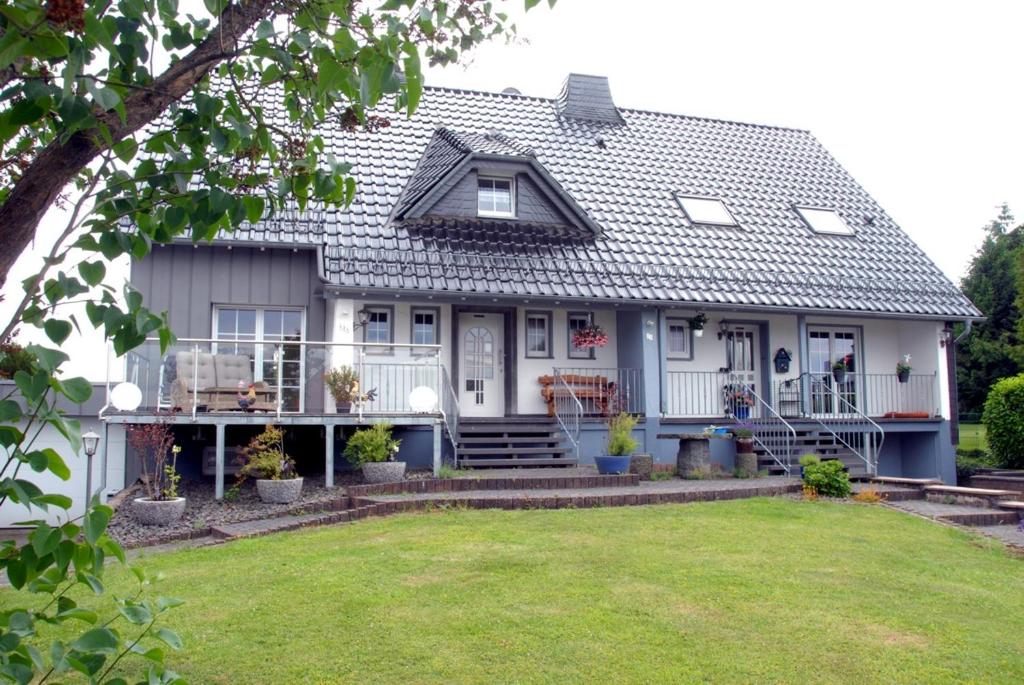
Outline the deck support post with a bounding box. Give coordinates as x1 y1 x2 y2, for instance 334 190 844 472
325 425 335 488
432 420 442 477
214 423 226 500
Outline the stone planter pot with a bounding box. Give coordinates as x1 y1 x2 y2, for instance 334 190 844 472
629 454 654 480
362 461 406 484
256 477 304 504
595 455 631 475
132 497 186 526
735 437 754 453
736 452 758 477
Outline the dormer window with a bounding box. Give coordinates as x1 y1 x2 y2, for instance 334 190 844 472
676 195 737 226
478 176 515 218
795 206 854 235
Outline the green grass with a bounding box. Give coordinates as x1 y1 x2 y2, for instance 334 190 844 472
958 423 987 451
7 499 1024 683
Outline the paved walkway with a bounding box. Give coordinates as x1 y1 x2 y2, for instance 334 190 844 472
364 477 801 503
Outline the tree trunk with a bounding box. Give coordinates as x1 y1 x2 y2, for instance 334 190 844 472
0 0 276 287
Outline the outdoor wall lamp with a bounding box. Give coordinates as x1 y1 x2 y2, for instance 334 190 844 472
717 320 729 340
354 308 370 329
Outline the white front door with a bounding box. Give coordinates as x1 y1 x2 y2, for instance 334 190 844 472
724 324 759 417
458 312 505 417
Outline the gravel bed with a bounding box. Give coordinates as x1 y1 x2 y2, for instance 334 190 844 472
108 470 434 548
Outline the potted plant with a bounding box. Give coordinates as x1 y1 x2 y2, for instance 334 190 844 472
688 312 708 338
595 412 637 475
237 424 303 503
344 423 404 483
325 365 359 413
126 421 185 525
724 385 754 419
831 360 847 384
733 425 754 454
571 321 609 349
896 355 912 383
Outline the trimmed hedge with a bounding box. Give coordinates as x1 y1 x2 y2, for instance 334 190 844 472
982 374 1024 468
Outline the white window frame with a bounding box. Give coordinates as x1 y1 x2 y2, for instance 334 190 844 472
212 306 307 412
676 194 738 226
362 306 394 356
410 306 440 353
794 205 855 236
477 176 516 218
525 311 552 359
665 318 693 360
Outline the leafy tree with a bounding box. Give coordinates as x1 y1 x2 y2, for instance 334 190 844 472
956 204 1024 416
0 0 553 680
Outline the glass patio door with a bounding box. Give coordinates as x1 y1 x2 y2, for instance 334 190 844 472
807 327 859 416
214 307 305 412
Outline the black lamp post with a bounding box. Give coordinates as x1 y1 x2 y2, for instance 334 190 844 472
82 430 100 506
354 308 370 330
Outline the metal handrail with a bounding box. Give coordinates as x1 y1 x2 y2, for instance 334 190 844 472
440 365 460 463
807 376 885 475
551 370 583 458
726 375 796 475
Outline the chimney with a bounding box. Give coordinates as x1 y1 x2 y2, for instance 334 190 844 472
555 74 624 125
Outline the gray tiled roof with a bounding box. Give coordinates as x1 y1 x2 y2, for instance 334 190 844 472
228 80 979 318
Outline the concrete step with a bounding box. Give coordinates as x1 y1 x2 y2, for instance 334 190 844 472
872 476 942 486
457 434 562 445
924 484 1018 498
937 510 1020 527
996 500 1024 513
456 446 572 456
457 457 579 468
458 422 559 436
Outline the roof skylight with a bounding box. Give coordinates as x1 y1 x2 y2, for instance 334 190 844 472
676 196 737 226
795 206 854 236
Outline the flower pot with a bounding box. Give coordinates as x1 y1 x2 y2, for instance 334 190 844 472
832 368 846 384
629 454 654 480
131 497 186 526
336 401 352 413
595 455 632 475
734 406 751 419
362 461 406 484
256 477 304 504
735 437 754 453
896 370 910 383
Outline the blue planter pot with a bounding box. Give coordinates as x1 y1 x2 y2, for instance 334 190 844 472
595 455 632 475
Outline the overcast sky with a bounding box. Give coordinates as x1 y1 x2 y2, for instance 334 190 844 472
423 0 1024 281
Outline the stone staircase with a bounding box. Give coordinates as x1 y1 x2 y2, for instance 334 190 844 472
868 477 1024 547
456 419 577 468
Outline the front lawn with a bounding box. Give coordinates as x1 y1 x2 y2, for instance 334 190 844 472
8 499 1024 683
959 422 987 452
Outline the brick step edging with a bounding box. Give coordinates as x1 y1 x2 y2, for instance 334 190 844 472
347 474 639 498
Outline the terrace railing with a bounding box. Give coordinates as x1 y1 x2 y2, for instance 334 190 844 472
775 372 939 419
551 367 645 416
664 371 766 419
861 373 938 417
106 338 456 422
440 365 460 455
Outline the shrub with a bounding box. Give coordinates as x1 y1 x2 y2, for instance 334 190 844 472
799 454 851 498
649 471 674 481
606 412 638 456
956 451 994 483
238 425 296 480
0 339 36 378
344 423 401 467
852 488 883 503
126 420 180 500
982 374 1024 468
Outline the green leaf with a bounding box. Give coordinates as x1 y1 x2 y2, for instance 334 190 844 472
117 603 152 625
44 448 71 480
6 560 26 590
14 369 49 402
55 607 99 624
43 319 73 344
69 627 119 654
86 80 120 112
83 507 111 545
0 400 22 422
34 494 72 510
25 345 68 373
59 377 93 404
78 572 104 595
78 261 106 286
153 627 182 651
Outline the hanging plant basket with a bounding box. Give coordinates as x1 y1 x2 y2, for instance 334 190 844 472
572 323 609 349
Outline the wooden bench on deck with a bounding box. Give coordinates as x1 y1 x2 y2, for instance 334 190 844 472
538 374 614 417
